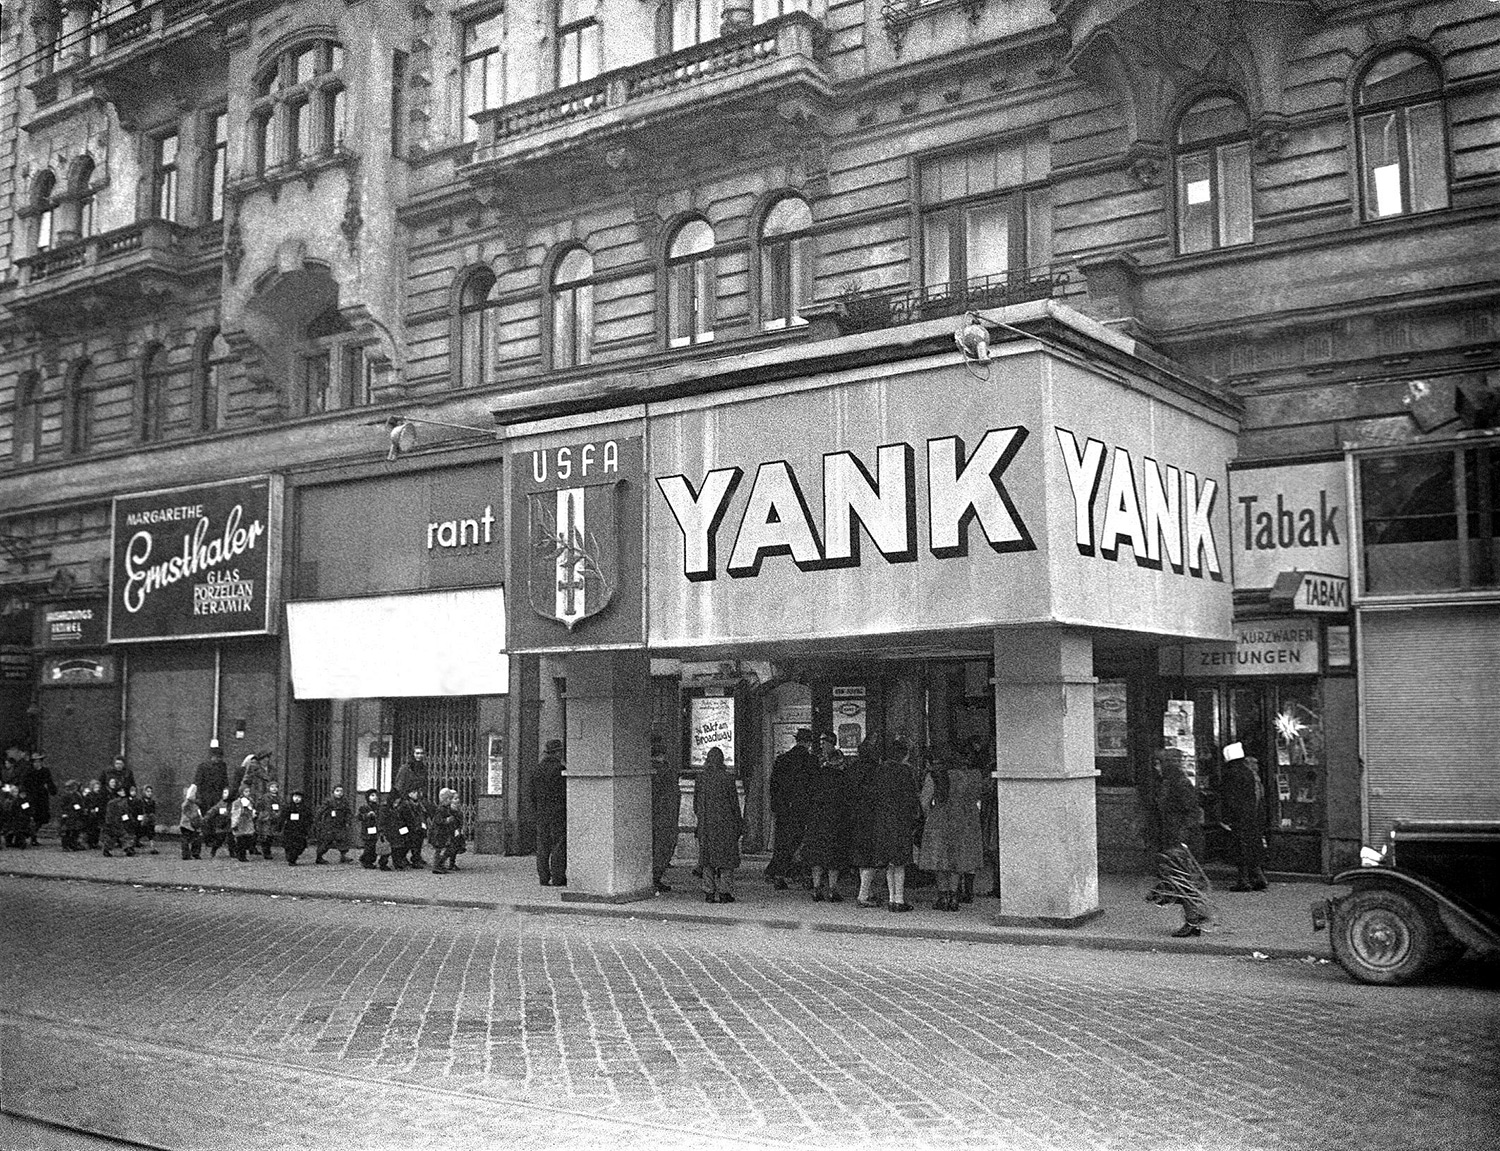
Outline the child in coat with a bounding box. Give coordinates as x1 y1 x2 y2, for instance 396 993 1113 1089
179 785 205 860
313 785 352 864
280 789 310 865
357 790 381 870
229 785 256 862
379 792 409 870
257 782 284 861
102 788 134 856
138 785 159 853
429 788 465 874
58 780 85 851
82 780 105 849
4 783 35 848
204 788 232 858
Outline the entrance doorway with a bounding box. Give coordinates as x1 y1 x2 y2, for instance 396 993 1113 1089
391 696 481 823
1187 680 1326 873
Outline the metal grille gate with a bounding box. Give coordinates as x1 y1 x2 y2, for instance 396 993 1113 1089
392 696 481 825
302 699 334 809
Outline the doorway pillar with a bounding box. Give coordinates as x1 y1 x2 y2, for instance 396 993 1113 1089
992 627 1102 925
562 649 654 903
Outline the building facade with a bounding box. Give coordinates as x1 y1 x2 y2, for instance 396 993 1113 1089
0 0 1495 905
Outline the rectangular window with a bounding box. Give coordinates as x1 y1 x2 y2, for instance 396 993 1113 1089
921 199 1015 290
342 345 372 406
917 139 1046 293
208 112 228 222
302 351 332 415
1361 446 1500 593
668 257 714 346
1176 144 1253 253
153 133 179 221
290 101 314 161
1360 103 1449 221
36 208 54 251
672 0 718 49
462 11 507 143
557 0 600 88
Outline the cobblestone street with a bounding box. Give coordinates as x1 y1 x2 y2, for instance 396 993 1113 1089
2 876 1497 1150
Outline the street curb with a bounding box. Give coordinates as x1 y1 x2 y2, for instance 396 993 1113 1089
2 867 1329 962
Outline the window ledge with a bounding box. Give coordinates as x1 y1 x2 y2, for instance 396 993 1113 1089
231 148 358 200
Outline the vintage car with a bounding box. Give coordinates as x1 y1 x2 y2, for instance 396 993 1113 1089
1313 820 1500 985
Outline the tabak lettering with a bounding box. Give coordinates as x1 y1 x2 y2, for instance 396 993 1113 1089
658 426 1224 583
1237 490 1341 551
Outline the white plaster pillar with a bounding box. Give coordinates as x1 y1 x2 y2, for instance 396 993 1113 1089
992 628 1101 925
562 650 654 903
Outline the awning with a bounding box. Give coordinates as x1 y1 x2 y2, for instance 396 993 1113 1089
286 587 508 699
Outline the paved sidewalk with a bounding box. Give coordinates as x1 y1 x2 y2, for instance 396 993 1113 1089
0 835 1337 961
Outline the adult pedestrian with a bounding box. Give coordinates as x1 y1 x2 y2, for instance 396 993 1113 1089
854 736 920 912
1220 742 1269 891
801 732 852 902
192 743 229 811
98 755 136 797
650 734 680 893
915 751 985 912
531 738 567 887
765 728 815 890
238 753 273 809
313 784 352 864
2 744 28 787
1148 748 1213 936
395 748 432 865
693 747 744 903
23 752 57 844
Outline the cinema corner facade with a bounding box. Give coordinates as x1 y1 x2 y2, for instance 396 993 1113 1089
502 302 1241 922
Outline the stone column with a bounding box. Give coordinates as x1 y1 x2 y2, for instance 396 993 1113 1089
562 650 654 903
991 628 1101 925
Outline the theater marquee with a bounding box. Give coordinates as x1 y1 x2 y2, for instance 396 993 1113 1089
108 476 284 642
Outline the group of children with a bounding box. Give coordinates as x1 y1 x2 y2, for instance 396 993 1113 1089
173 782 466 873
6 777 161 856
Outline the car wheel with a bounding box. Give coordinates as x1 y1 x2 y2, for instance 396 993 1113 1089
1331 888 1438 986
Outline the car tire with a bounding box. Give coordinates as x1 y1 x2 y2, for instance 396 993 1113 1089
1331 888 1440 986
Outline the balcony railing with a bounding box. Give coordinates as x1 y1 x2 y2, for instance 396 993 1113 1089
16 218 199 286
474 12 825 151
836 266 1073 334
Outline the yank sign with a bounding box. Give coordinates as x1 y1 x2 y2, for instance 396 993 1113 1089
108 476 283 642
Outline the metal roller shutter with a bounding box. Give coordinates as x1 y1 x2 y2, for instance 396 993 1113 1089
1361 605 1500 844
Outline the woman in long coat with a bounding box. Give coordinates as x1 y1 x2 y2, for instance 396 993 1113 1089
915 753 985 911
853 736 920 912
693 747 743 903
800 733 853 902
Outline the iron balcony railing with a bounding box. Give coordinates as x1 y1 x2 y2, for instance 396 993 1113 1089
836 265 1073 334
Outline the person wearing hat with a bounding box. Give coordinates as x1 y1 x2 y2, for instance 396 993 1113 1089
280 788 311 865
801 732 853 902
97 755 137 797
531 738 567 886
764 728 815 890
192 743 229 813
357 789 382 869
429 787 464 874
23 752 56 845
650 733 680 893
693 746 744 903
1220 742 1269 891
313 784 352 864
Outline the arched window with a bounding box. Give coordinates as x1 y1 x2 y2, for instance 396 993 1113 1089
141 344 170 442
666 219 715 347
13 372 41 466
457 267 497 387
759 196 813 329
1356 49 1448 220
63 359 91 456
250 39 347 174
551 247 594 370
198 330 233 432
1174 94 1253 254
31 170 56 253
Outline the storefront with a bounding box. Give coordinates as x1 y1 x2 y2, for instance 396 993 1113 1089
34 595 120 776
1157 459 1362 874
283 453 511 848
502 305 1241 917
107 476 285 805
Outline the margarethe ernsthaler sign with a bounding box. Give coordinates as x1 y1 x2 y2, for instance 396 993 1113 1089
108 476 284 643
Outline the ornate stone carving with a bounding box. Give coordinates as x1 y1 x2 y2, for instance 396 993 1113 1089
340 157 364 249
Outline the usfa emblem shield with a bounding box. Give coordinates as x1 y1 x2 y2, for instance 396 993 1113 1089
526 479 621 630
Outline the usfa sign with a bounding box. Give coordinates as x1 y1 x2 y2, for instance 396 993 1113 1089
509 436 644 652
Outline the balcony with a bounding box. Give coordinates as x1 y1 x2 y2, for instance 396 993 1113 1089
834 266 1075 335
75 0 221 125
9 219 222 322
462 13 832 203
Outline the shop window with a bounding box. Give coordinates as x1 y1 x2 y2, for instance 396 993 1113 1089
556 0 600 88
462 10 507 143
666 218 715 347
1272 684 1325 833
151 132 180 222
1174 93 1253 254
250 39 347 170
1356 49 1449 221
198 329 233 432
758 195 813 330
550 246 594 369
141 344 170 442
456 266 497 387
918 137 1047 297
63 359 91 456
1360 445 1499 593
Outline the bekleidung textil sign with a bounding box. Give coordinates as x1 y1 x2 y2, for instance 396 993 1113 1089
108 476 283 642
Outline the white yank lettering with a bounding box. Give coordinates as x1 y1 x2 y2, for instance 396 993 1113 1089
926 429 1032 557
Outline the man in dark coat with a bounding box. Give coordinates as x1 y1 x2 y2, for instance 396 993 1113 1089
650 734 680 893
765 728 815 890
1221 744 1269 891
98 755 137 797
395 748 432 865
802 732 851 901
23 753 57 844
531 738 567 887
192 744 229 811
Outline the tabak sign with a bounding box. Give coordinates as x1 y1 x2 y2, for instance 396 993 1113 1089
108 476 283 642
509 437 645 652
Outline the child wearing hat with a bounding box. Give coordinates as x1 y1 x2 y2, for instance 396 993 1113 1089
357 789 382 869
280 789 310 865
101 785 134 857
313 784 352 864
204 788 232 858
429 788 464 874
229 784 257 862
179 785 205 860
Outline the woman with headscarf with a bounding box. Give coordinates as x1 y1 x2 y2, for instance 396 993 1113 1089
914 750 985 911
853 736 921 912
1146 748 1213 937
800 732 852 902
692 747 744 903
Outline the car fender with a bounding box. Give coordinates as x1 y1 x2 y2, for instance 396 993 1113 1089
1328 869 1500 954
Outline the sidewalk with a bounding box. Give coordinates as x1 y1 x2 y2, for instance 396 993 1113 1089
0 838 1337 960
